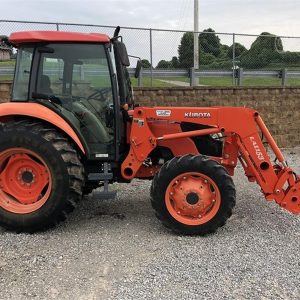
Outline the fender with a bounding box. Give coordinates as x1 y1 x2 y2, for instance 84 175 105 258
0 102 85 154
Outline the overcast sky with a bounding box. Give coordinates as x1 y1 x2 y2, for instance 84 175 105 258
1 0 300 64
2 0 300 35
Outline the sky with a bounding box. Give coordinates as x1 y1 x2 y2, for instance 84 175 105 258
1 0 300 65
2 0 300 35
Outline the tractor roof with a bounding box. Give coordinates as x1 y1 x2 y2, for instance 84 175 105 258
9 31 110 46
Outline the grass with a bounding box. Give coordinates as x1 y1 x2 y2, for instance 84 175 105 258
130 76 300 87
0 75 13 81
130 77 182 87
0 60 15 66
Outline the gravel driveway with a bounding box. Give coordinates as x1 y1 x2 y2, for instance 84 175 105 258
0 148 299 300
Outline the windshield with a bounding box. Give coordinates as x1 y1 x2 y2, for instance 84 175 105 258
36 43 112 100
33 43 115 158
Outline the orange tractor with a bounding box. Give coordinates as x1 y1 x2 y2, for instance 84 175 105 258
0 27 299 234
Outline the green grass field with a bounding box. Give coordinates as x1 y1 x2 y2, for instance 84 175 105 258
0 60 15 66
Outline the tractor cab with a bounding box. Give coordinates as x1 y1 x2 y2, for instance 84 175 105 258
8 29 134 160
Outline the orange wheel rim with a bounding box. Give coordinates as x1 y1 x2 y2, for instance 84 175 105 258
0 148 52 214
165 172 221 226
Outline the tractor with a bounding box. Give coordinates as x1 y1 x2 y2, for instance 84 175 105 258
0 27 299 235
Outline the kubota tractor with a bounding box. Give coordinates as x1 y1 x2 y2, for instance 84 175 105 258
0 27 299 235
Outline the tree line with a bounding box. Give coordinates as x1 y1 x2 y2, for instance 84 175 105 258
142 29 300 70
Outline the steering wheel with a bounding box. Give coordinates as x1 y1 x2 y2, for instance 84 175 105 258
87 88 112 101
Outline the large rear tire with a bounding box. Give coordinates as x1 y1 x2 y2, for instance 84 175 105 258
0 120 84 232
151 155 236 235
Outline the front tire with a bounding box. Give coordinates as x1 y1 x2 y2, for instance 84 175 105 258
151 155 236 235
0 120 84 232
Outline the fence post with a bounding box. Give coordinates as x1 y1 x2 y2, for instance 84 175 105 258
232 33 236 86
150 28 153 87
190 67 196 87
138 67 143 87
56 23 59 31
237 68 243 86
281 68 288 86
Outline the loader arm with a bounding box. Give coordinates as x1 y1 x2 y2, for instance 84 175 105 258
121 106 300 215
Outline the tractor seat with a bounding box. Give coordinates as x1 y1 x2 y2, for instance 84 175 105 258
39 75 53 95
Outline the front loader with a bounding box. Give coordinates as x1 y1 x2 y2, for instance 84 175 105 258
0 28 298 235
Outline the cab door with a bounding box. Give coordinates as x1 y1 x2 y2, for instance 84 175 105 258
34 43 117 160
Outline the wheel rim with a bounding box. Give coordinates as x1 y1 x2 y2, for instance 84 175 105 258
165 172 221 226
0 148 52 214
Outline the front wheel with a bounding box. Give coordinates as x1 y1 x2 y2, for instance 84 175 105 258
151 155 236 235
0 120 84 232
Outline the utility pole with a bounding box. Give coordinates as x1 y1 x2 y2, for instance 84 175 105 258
194 0 199 70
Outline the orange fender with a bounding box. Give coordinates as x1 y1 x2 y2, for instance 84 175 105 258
0 102 85 154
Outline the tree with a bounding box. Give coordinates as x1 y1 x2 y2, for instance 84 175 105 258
141 59 151 68
177 28 224 68
156 60 173 69
178 32 194 68
281 51 300 64
171 56 179 68
199 28 222 57
199 53 215 65
240 32 283 68
227 43 247 59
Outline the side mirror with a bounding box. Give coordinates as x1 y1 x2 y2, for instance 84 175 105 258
114 41 130 67
135 60 142 78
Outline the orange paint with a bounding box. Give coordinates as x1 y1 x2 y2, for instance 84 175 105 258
0 148 52 214
165 172 221 225
9 31 110 45
0 103 85 154
122 106 300 215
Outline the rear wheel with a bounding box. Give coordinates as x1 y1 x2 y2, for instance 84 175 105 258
0 120 84 232
151 155 236 235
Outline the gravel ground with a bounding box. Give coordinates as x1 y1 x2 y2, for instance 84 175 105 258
0 148 299 300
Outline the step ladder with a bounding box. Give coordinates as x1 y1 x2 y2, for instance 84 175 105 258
87 163 117 200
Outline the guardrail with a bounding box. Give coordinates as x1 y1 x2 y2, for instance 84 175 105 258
128 67 295 87
0 66 297 87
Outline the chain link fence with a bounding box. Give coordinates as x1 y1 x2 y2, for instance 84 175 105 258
1 20 300 87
